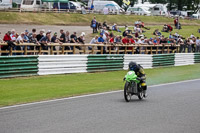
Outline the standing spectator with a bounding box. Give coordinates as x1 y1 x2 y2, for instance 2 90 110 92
196 37 200 52
174 17 178 29
59 29 66 43
65 31 70 43
78 35 85 44
122 36 129 44
51 32 62 54
97 33 105 54
0 32 3 42
36 30 44 41
24 30 29 43
28 28 36 40
91 16 98 33
39 32 51 51
89 35 99 50
10 29 16 42
114 35 122 44
3 31 13 55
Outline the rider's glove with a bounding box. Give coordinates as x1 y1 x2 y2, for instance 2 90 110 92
136 77 141 81
123 77 126 81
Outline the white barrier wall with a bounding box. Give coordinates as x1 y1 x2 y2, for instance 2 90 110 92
175 53 194 66
123 55 153 70
38 55 88 75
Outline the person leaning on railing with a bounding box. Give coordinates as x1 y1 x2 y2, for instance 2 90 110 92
39 32 51 54
3 31 15 56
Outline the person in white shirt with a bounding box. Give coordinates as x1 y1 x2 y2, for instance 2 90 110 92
89 35 99 51
196 37 200 52
10 29 16 42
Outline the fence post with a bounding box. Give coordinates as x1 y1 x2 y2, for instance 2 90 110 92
150 46 153 54
39 46 42 55
50 45 53 55
10 47 13 56
73 46 75 54
109 46 111 54
101 46 103 54
92 46 95 54
125 46 127 54
132 46 135 54
24 45 27 55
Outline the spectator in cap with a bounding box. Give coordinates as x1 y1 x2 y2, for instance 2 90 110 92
24 30 29 43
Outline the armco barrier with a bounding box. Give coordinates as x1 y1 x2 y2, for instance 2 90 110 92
87 55 124 72
194 53 200 63
38 55 88 75
153 54 175 67
123 55 153 70
175 53 194 66
0 56 38 78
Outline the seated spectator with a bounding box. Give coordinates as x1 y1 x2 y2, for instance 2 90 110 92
112 23 121 32
148 38 153 45
103 21 110 30
162 24 173 32
153 29 161 36
162 24 168 32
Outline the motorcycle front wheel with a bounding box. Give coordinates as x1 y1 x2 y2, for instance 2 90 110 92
124 81 132 102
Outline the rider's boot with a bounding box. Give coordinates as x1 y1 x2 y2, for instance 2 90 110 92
142 86 148 98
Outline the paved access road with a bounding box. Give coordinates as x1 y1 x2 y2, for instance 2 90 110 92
0 79 200 133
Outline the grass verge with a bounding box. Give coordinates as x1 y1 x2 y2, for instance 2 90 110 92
0 64 200 107
1 12 200 26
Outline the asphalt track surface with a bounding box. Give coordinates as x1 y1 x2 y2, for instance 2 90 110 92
0 79 200 133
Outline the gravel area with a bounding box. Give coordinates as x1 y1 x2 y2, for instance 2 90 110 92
0 24 93 43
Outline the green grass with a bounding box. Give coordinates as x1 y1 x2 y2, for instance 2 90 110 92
0 64 200 107
1 12 200 26
106 25 200 39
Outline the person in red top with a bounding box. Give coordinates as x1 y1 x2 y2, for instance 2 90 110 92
122 36 129 44
2 31 12 55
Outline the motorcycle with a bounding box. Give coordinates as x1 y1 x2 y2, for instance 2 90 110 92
123 71 145 102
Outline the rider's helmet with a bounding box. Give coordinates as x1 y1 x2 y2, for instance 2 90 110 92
129 61 137 71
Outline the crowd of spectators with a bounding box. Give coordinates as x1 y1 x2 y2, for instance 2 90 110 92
0 18 200 55
89 18 200 54
0 28 86 55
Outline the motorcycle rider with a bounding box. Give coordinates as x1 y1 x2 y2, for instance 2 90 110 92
127 61 147 97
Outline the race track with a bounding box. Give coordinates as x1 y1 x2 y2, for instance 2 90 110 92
0 79 200 133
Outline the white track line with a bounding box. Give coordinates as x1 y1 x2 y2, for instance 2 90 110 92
0 78 200 110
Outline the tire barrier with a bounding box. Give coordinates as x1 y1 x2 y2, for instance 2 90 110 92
123 55 153 70
153 54 175 67
38 55 88 75
0 53 200 78
175 53 194 66
194 53 200 63
0 56 38 78
87 55 124 72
